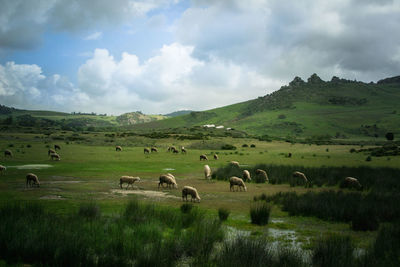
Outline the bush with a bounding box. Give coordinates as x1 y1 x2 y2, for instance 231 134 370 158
250 144 256 148
250 202 271 225
218 208 230 221
312 234 354 267
350 148 356 153
366 156 372 161
221 144 237 150
242 144 248 147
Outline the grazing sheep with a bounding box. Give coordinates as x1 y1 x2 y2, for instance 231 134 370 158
26 173 40 187
214 154 218 160
151 147 158 153
229 176 247 192
243 170 251 182
181 147 187 154
293 171 308 183
54 144 61 150
200 154 208 161
0 165 6 174
4 149 12 157
167 146 177 153
172 148 179 154
255 169 269 183
116 146 122 151
230 161 240 168
51 153 60 161
158 174 178 189
120 176 140 189
182 186 201 203
144 148 150 154
342 177 363 190
48 149 56 156
204 165 211 179
165 173 177 183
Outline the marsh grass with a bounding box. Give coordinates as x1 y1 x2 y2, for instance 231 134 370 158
214 164 400 193
0 199 223 266
312 234 355 267
250 201 271 225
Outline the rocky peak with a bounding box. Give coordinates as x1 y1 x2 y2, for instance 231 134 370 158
307 73 324 84
289 76 306 87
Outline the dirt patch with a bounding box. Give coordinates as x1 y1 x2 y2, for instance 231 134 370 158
8 164 53 170
44 181 82 184
110 189 180 200
39 195 65 200
50 175 80 180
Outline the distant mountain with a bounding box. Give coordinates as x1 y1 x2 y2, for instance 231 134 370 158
116 111 166 126
131 74 400 140
164 110 195 117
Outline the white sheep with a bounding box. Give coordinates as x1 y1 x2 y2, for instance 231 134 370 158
120 176 141 189
230 161 240 168
204 165 211 179
343 177 363 190
158 174 178 189
243 170 251 182
26 173 40 187
213 154 218 160
116 146 122 151
4 149 12 157
255 169 268 183
48 149 56 156
51 153 60 161
230 176 247 192
293 171 308 183
151 147 158 153
200 154 208 161
0 165 6 174
181 147 187 154
182 186 201 203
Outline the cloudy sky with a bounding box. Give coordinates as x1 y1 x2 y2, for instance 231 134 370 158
1 0 399 115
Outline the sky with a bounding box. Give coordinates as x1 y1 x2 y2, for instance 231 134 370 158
0 0 400 115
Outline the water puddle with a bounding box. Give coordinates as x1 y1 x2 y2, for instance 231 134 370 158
7 164 53 170
110 189 179 200
40 195 65 200
163 168 175 171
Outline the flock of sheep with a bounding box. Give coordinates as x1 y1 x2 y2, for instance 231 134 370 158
1 143 363 202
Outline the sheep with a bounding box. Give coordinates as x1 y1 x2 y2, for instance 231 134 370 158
120 176 141 189
293 171 308 184
181 147 187 154
51 153 61 161
172 148 179 154
229 176 247 192
151 147 158 153
230 161 240 168
165 173 177 183
26 173 40 187
144 148 150 154
214 154 218 160
4 149 12 157
342 177 363 190
158 174 178 189
54 144 61 150
48 149 56 156
167 146 177 153
243 170 251 182
200 154 208 161
182 186 201 203
255 169 268 183
0 165 6 174
204 165 211 179
116 146 122 151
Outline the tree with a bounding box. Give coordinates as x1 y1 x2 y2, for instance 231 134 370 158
385 132 394 141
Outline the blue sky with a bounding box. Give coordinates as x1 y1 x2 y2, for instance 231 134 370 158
1 0 400 115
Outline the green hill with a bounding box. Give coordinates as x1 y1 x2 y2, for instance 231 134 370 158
131 74 400 140
116 112 166 125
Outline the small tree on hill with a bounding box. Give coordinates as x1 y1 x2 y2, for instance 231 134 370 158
385 132 394 141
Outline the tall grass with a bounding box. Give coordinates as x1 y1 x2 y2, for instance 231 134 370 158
266 191 400 231
312 234 355 267
250 202 271 225
213 164 400 192
0 199 223 266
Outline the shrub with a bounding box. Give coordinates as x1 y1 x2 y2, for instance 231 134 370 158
366 156 372 161
312 234 354 267
350 148 356 153
250 202 271 225
218 208 230 221
221 144 237 150
250 144 256 148
242 144 248 147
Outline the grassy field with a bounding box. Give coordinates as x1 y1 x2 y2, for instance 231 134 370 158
1 131 399 253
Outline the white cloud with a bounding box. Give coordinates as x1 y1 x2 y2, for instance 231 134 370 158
84 31 103 41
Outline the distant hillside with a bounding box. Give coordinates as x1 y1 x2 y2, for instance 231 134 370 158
164 110 195 117
131 74 400 140
116 112 166 126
